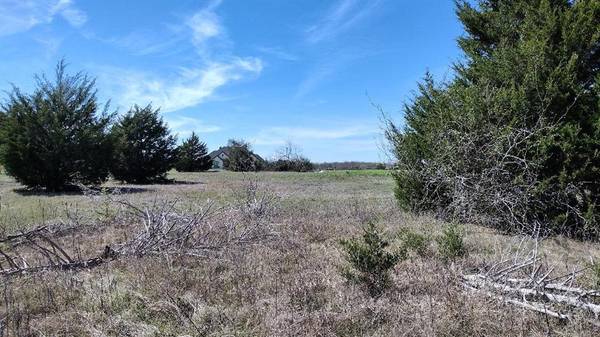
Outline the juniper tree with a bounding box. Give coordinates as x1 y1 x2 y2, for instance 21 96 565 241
110 104 176 183
386 0 600 237
0 61 113 191
175 132 212 172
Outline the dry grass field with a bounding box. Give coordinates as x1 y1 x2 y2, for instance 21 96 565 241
1 170 599 336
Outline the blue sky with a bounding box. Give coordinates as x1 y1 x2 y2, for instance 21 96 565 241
0 0 463 162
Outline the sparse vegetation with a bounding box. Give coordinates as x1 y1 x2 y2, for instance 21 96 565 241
0 171 599 335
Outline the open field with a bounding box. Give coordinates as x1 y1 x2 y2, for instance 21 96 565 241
1 171 599 336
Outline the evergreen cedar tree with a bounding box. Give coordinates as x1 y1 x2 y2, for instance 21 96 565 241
110 104 177 183
175 132 213 172
0 61 113 191
387 0 600 237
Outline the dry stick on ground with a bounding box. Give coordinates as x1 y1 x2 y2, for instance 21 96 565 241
462 236 600 324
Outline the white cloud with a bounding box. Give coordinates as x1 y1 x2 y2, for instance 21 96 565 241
166 115 221 139
188 10 221 46
100 58 262 113
0 0 86 36
252 125 377 146
306 0 382 43
98 0 262 113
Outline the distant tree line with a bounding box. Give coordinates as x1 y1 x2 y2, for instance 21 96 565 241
386 0 599 238
315 162 387 171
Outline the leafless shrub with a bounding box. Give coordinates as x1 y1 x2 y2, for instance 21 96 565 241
117 198 215 257
0 181 279 278
231 177 279 223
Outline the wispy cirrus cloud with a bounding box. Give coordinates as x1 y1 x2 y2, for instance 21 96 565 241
98 58 262 113
305 0 382 44
295 47 373 99
97 29 187 56
165 115 221 139
0 0 86 36
256 46 299 62
98 0 262 113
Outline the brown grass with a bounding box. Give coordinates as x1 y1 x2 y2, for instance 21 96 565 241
0 170 599 336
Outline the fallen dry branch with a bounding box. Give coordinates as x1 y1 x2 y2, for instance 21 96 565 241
463 282 571 320
463 236 600 324
1 256 106 276
463 274 600 318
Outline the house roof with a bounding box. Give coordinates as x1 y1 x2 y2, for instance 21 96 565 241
208 147 229 159
209 146 264 162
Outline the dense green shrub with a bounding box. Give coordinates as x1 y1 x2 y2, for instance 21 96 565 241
340 223 405 297
110 104 176 183
436 223 465 261
175 132 212 172
397 229 429 256
0 61 113 191
386 0 600 237
223 139 263 172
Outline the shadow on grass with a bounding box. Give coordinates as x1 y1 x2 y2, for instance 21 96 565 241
153 179 206 185
13 185 153 196
12 178 206 196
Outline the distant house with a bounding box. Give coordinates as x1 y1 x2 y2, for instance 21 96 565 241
208 146 264 169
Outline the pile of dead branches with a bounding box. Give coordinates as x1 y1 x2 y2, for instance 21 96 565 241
0 182 278 277
463 236 600 324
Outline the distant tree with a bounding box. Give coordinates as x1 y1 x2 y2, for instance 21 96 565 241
175 132 212 172
267 141 314 172
110 104 176 183
224 139 262 172
0 61 113 191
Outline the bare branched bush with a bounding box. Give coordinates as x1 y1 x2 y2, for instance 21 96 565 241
118 198 216 257
0 181 279 277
